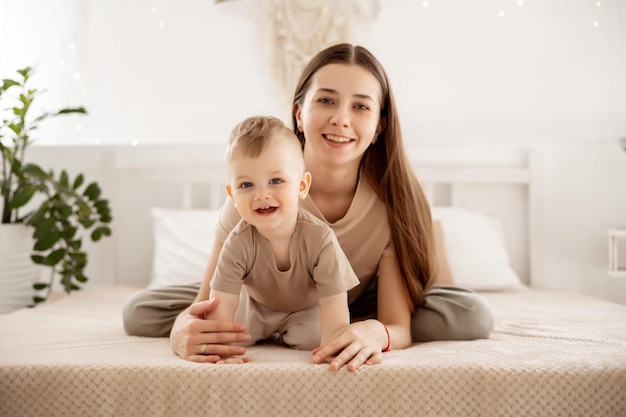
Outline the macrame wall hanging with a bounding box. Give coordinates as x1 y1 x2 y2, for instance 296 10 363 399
262 0 380 100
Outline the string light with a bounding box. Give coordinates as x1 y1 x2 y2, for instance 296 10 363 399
496 0 524 19
151 3 166 30
593 0 601 27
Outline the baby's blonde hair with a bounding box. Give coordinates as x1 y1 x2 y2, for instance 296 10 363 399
226 116 302 166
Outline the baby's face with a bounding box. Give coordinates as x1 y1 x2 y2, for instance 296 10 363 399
226 137 309 238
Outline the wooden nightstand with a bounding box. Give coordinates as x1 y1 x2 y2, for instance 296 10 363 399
608 228 626 277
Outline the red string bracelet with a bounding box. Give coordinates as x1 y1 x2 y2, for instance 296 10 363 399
381 322 391 352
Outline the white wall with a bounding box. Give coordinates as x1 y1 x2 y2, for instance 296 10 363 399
2 0 624 146
536 143 626 303
1 0 283 145
364 0 626 146
2 0 626 303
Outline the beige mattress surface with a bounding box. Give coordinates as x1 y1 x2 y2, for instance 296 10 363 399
1 285 625 417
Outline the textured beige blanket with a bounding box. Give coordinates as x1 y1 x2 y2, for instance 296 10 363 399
1 286 625 417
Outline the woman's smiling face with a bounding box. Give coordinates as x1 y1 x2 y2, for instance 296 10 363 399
295 63 383 168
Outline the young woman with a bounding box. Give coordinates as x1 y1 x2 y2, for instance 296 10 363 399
123 43 494 371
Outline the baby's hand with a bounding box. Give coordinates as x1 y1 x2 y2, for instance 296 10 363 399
216 357 252 365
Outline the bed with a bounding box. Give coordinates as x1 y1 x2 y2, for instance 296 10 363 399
1 145 625 417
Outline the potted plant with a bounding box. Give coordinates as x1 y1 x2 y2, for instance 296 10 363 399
0 66 112 308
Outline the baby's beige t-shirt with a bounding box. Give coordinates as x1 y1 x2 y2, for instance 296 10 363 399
212 208 360 312
217 175 391 305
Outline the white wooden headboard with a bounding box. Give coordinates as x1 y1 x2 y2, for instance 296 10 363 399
413 151 543 286
107 145 541 288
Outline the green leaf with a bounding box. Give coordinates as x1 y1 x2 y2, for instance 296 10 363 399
61 225 77 240
13 106 24 118
10 185 37 208
32 296 46 304
90 226 112 241
40 248 66 266
70 250 87 261
72 174 84 190
31 254 45 265
33 283 49 290
75 201 91 218
1 79 20 90
33 217 56 239
94 200 109 213
56 203 73 218
8 122 20 135
57 106 87 115
33 231 60 251
83 182 101 200
79 217 95 229
91 227 102 241
25 201 49 225
59 170 69 188
20 93 33 109
17 67 32 79
10 158 22 175
22 163 49 179
60 271 76 292
97 209 112 221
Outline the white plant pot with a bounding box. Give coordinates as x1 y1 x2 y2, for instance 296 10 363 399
0 224 41 314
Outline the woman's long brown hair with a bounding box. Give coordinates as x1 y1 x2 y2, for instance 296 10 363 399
292 43 436 311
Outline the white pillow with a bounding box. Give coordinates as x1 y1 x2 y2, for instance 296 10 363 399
149 206 525 292
431 206 526 291
149 207 219 288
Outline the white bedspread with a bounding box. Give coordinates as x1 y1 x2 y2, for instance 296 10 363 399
1 286 625 417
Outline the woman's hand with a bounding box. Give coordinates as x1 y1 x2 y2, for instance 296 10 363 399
169 298 251 363
310 319 387 371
